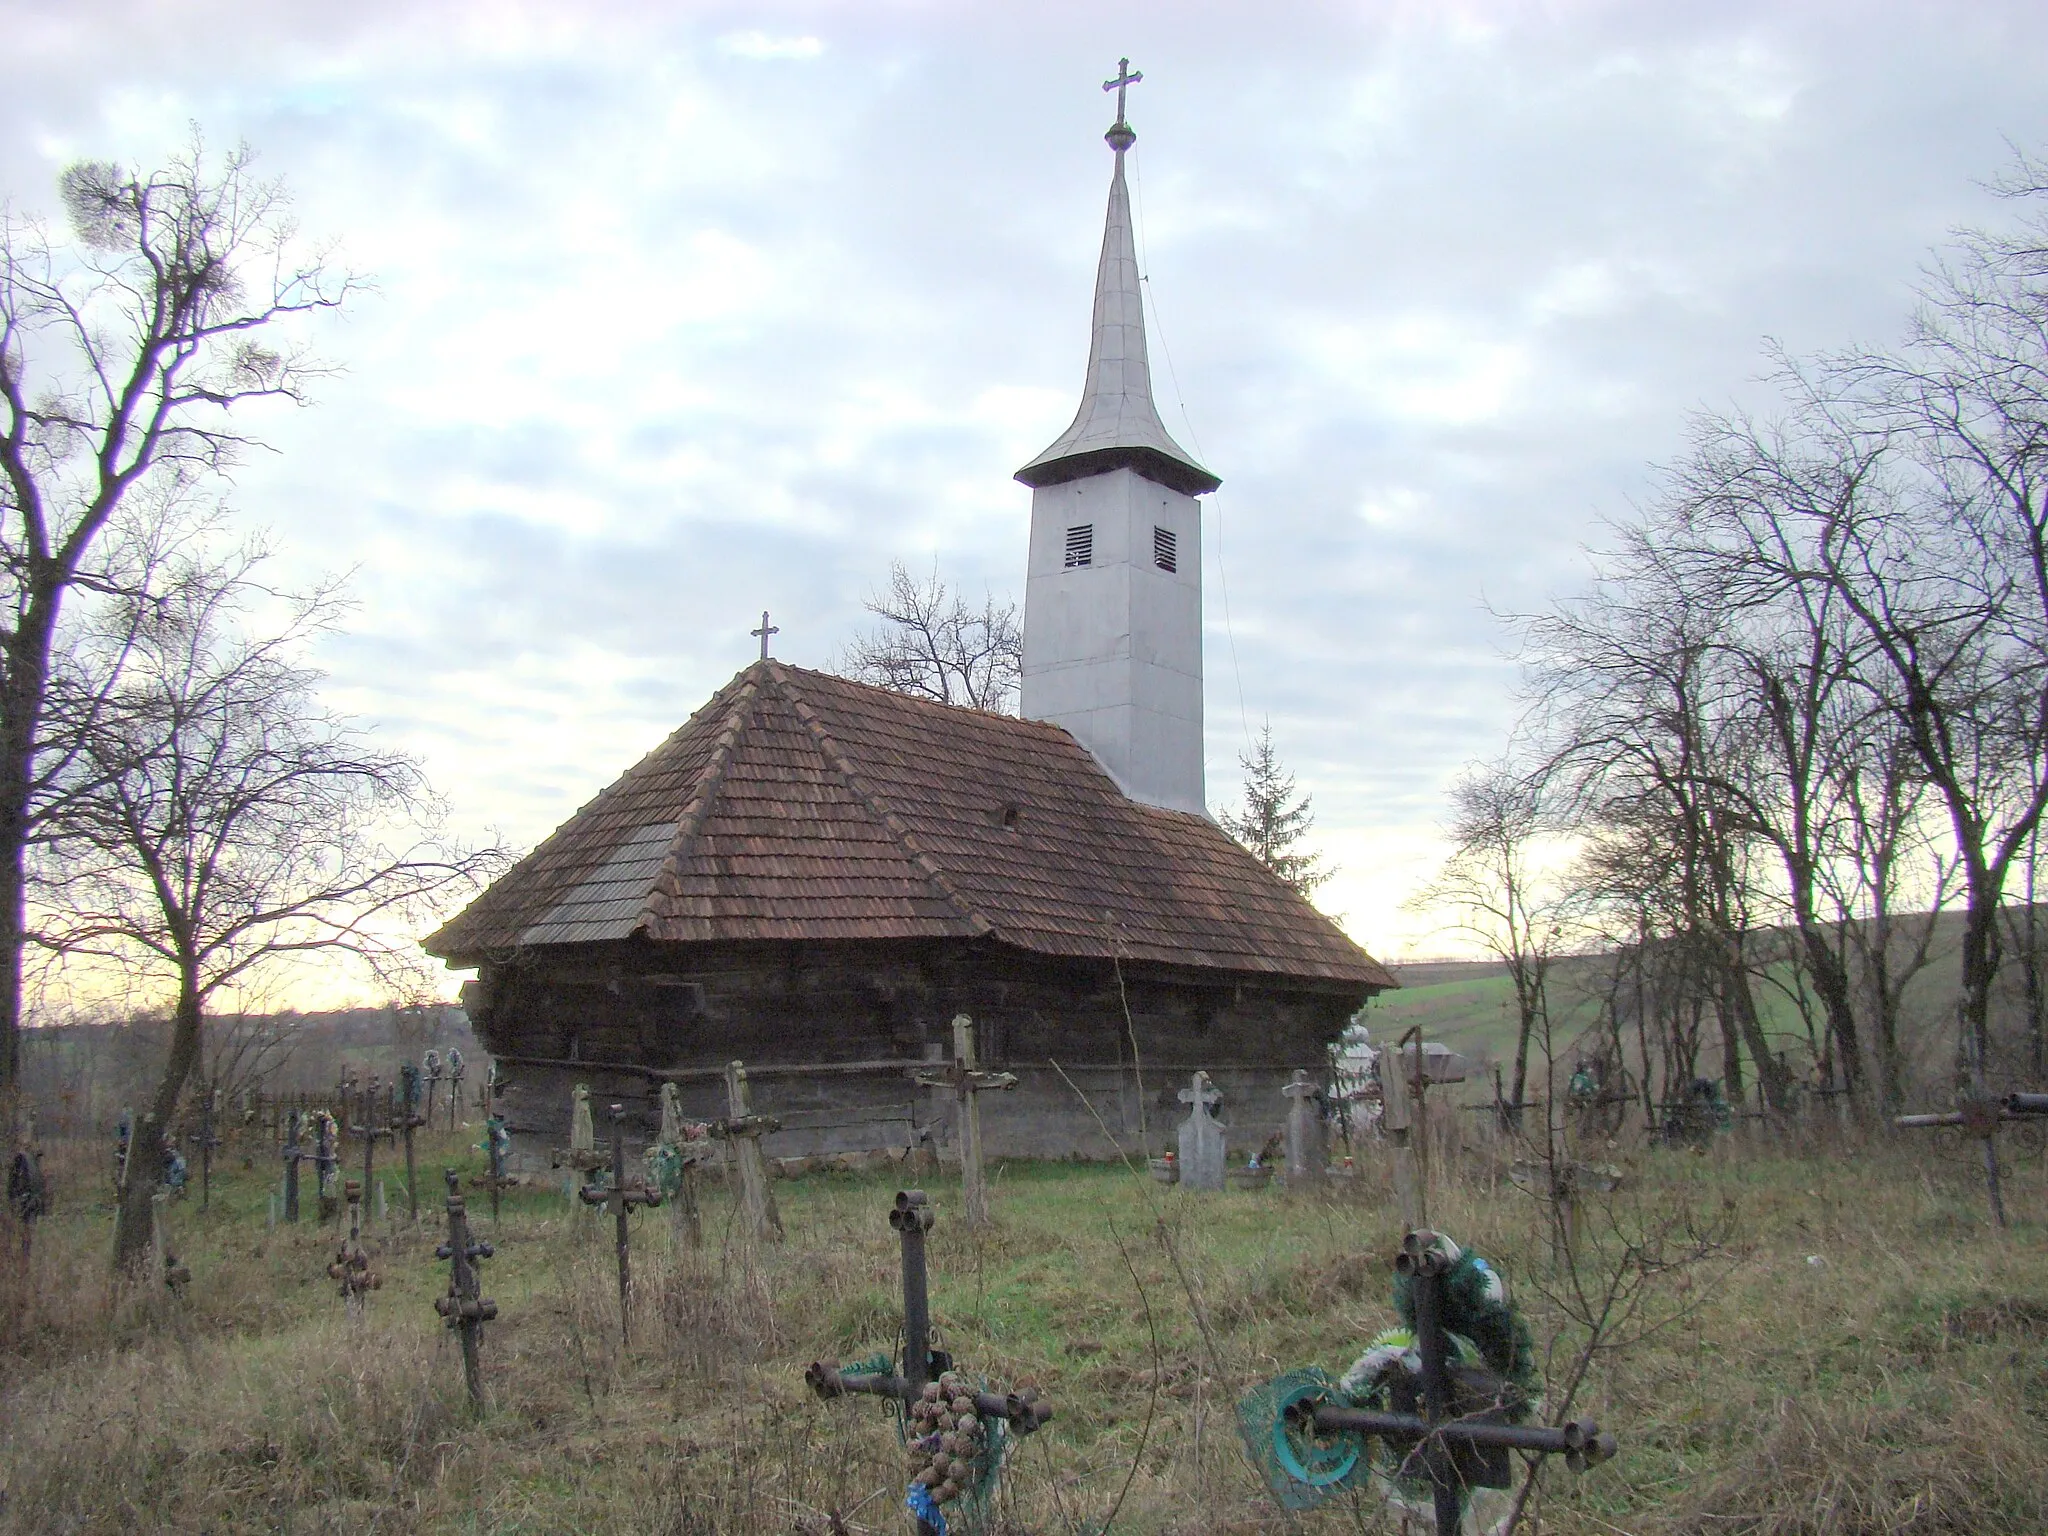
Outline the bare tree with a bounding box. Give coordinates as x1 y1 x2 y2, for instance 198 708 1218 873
1218 721 1333 898
1413 758 1572 1123
36 550 499 1272
0 137 356 1097
837 561 1021 712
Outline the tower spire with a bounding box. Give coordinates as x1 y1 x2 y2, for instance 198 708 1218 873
1014 61 1219 499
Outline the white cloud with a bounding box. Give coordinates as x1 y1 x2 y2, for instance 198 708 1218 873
716 30 824 62
1 1 2042 989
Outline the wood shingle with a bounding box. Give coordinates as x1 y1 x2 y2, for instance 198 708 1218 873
425 661 1391 988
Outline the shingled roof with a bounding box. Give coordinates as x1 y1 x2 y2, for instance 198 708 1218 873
425 661 1392 988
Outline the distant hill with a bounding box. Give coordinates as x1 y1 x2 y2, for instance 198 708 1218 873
1369 902 2047 1106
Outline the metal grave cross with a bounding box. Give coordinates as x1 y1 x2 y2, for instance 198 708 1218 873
805 1191 1055 1535
328 1179 381 1317
433 1168 498 1411
913 1014 1017 1229
1103 57 1143 126
1895 1091 2048 1227
312 1110 341 1223
578 1102 663 1345
1177 1071 1226 1191
348 1076 396 1229
1248 1230 1617 1533
281 1109 305 1223
446 1048 467 1128
400 1062 426 1219
713 1060 784 1242
470 1115 515 1227
189 1085 222 1211
751 610 780 659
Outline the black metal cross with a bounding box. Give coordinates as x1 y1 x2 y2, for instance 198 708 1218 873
328 1178 381 1316
751 610 779 660
434 1168 498 1411
281 1109 304 1223
578 1103 662 1345
1278 1231 1616 1533
1895 1091 2048 1227
349 1076 396 1227
1103 57 1143 126
805 1190 1054 1534
189 1086 221 1211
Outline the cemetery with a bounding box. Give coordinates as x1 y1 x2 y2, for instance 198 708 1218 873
4 26 2048 1536
4 1038 2048 1533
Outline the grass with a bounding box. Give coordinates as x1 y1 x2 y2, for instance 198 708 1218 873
4 1121 2048 1533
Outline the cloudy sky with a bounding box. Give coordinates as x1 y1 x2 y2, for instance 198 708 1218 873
4 1 2045 992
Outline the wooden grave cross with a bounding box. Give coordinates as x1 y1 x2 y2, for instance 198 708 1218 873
579 1103 664 1345
348 1076 396 1229
1282 1071 1326 1190
1895 1091 2048 1228
655 1081 710 1247
1177 1071 1226 1191
913 1014 1017 1229
713 1061 784 1242
433 1168 498 1411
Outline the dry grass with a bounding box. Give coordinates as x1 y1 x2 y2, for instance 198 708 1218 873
2 1124 2046 1534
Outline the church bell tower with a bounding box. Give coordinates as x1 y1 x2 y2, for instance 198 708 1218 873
1016 62 1219 818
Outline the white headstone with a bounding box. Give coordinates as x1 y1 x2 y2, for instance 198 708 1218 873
1176 1071 1226 1192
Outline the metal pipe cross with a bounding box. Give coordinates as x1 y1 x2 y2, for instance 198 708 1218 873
1282 1231 1617 1532
280 1109 305 1224
328 1178 382 1317
1894 1091 2048 1227
349 1076 397 1229
804 1190 1055 1534
433 1168 498 1411
577 1103 662 1345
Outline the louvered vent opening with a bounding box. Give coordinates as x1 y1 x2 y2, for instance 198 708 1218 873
1153 526 1178 573
1064 524 1094 568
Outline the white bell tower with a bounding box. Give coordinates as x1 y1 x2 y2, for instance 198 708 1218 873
1016 63 1219 818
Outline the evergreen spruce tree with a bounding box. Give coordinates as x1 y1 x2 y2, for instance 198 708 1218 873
1218 722 1332 897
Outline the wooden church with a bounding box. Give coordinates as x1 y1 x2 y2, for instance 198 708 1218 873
425 86 1394 1160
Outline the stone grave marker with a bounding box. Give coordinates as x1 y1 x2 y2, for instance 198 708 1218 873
1282 1071 1325 1190
1177 1071 1226 1191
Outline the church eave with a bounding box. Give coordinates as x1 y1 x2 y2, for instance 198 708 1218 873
1014 442 1221 498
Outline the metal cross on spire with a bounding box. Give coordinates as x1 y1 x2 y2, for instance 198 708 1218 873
1103 57 1143 127
751 611 779 659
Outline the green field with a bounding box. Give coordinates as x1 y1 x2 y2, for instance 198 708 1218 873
4 1120 2047 1533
